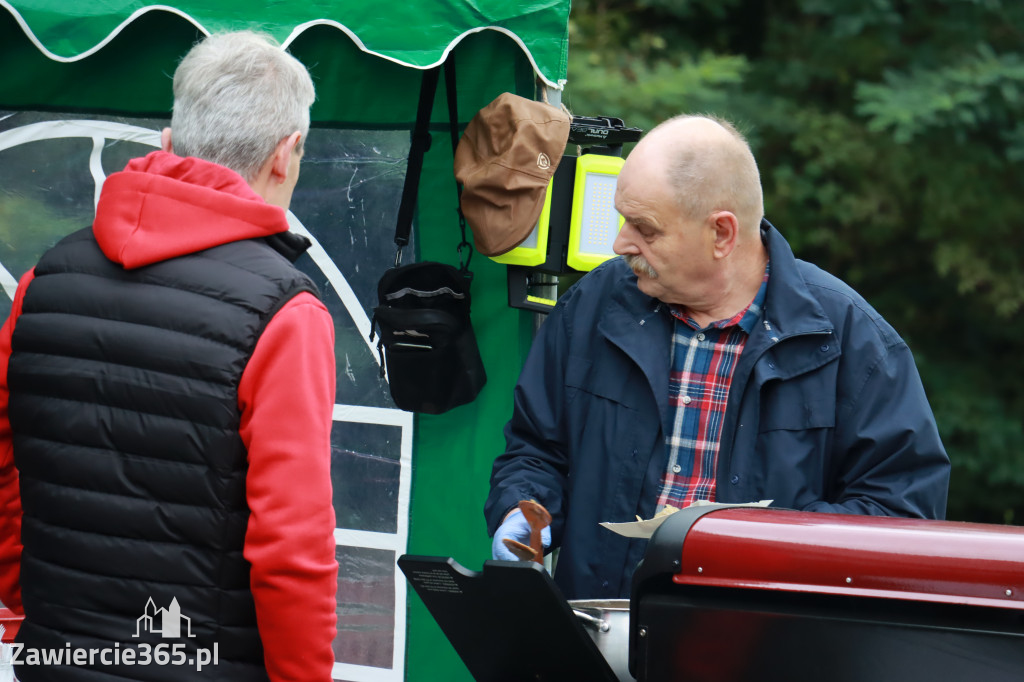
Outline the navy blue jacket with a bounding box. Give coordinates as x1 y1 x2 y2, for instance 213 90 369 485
485 223 950 600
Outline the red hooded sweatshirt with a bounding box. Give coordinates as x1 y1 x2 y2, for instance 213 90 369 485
0 151 338 680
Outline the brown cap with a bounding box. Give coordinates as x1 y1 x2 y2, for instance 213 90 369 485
454 93 570 257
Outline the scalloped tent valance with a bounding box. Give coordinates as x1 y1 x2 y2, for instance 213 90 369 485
1 0 570 88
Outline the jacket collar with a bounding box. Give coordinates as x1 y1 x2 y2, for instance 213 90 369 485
758 219 834 341
600 219 833 342
596 220 834 435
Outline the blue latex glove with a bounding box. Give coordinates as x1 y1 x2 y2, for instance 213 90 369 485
492 508 552 561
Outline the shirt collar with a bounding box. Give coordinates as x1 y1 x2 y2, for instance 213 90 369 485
670 260 771 333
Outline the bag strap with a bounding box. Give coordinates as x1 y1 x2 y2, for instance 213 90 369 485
393 65 441 265
444 58 473 279
390 58 474 280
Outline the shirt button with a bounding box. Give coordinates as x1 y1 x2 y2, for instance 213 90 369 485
672 464 682 473
682 396 692 405
820 344 830 352
731 475 740 485
696 333 706 341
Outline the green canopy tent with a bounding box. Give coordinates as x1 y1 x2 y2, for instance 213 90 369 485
0 1 570 680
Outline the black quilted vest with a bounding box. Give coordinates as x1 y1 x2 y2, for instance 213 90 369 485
8 228 318 681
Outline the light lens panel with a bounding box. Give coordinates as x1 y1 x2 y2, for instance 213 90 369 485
567 154 625 272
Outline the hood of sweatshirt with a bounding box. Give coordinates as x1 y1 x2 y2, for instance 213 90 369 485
93 150 288 269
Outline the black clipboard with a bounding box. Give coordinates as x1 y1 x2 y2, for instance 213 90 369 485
398 555 619 682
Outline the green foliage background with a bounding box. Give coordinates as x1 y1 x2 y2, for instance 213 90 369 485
563 0 1024 524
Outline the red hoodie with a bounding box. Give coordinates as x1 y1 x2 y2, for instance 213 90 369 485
0 151 338 680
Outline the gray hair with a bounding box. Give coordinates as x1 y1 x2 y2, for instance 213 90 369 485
170 31 315 182
655 114 764 233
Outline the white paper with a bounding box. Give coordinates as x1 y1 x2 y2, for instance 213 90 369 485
599 500 773 539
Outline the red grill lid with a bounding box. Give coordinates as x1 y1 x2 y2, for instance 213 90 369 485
646 507 1023 610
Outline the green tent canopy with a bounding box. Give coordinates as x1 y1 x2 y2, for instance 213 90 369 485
2 0 569 87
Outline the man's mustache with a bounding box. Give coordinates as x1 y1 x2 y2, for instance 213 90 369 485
624 254 658 279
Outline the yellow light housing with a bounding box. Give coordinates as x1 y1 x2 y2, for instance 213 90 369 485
489 178 554 267
566 154 625 272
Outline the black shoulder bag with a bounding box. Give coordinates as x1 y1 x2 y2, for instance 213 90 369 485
369 59 487 414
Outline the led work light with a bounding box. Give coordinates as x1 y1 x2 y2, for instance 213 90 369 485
493 116 641 313
489 180 554 268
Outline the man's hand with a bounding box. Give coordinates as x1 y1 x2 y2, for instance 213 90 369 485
491 508 551 561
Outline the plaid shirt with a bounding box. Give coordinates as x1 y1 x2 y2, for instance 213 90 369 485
655 266 770 511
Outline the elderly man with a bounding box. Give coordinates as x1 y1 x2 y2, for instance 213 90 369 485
486 114 950 600
0 31 338 680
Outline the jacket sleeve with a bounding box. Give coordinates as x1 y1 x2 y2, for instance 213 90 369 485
484 294 574 543
0 269 35 614
238 291 338 682
805 342 950 519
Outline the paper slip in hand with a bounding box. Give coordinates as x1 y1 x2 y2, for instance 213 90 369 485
599 500 773 539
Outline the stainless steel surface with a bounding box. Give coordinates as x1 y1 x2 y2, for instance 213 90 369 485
569 599 634 682
572 609 610 632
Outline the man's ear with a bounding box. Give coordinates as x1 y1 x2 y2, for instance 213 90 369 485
160 127 173 153
710 210 740 259
270 131 303 182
